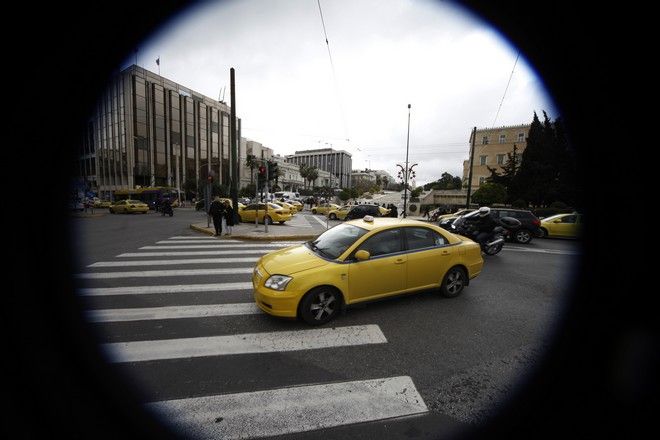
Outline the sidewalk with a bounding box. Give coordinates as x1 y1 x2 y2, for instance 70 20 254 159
190 213 432 241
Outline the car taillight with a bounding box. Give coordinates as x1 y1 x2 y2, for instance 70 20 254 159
533 219 540 226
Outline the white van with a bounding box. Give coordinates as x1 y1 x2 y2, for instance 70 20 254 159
274 191 300 201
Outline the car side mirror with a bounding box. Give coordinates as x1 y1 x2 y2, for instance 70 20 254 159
355 250 371 261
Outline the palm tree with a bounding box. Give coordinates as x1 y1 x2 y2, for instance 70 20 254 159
299 163 310 189
306 166 319 189
245 154 258 184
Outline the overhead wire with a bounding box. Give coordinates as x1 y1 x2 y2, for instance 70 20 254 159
491 52 520 128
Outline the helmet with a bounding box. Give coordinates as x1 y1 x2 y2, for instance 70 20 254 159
478 206 491 217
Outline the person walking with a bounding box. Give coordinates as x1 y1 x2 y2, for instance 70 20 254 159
223 200 235 236
209 196 225 237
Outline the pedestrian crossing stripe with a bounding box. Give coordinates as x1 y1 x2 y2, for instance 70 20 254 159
147 376 427 439
117 250 270 257
78 282 253 296
88 257 260 267
139 244 295 249
86 303 262 322
76 267 254 279
102 324 387 362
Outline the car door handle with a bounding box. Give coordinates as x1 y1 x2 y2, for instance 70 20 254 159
394 258 406 264
441 251 450 256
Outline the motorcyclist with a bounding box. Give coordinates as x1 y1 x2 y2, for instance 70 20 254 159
160 197 173 215
464 206 499 244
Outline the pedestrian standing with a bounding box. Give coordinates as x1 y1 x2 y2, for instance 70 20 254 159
223 200 235 236
209 196 225 237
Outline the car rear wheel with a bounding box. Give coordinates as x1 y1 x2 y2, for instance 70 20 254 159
311 209 317 214
514 229 533 244
299 287 341 325
538 228 548 238
440 266 467 298
329 213 337 220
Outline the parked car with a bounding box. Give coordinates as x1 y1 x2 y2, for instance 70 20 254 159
449 207 541 244
539 212 582 239
252 216 484 325
239 202 292 224
343 204 390 221
109 199 149 214
93 199 112 208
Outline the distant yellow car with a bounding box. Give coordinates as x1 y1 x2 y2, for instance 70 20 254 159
93 199 112 208
437 209 474 221
278 201 298 214
109 199 149 214
239 202 293 224
252 217 484 325
539 213 582 238
290 200 303 211
311 203 340 215
327 205 352 220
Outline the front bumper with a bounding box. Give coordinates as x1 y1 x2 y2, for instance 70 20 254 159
252 266 300 318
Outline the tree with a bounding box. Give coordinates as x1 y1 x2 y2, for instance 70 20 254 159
306 166 318 189
338 189 350 202
245 154 258 185
472 182 507 206
299 164 310 189
487 144 520 202
423 172 463 191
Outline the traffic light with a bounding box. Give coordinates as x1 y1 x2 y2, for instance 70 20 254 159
258 165 266 177
267 161 278 180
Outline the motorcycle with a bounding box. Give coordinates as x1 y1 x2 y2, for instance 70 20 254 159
160 203 174 217
450 215 521 256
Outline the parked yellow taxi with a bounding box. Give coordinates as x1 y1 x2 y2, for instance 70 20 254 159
239 202 293 224
327 205 352 220
278 201 299 214
252 216 483 325
311 203 340 215
93 199 112 209
109 199 149 214
290 200 303 211
539 212 582 238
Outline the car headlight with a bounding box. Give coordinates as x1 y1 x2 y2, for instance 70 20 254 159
264 275 293 291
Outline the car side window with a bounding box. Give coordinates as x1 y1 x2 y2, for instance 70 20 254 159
404 227 446 250
356 229 403 257
561 215 576 223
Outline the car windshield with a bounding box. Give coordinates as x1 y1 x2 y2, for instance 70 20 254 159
306 223 368 259
127 199 142 204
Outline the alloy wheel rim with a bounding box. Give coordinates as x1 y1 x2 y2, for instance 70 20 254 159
310 291 336 320
447 271 463 294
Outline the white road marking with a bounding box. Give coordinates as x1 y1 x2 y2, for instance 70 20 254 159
88 257 260 267
503 246 578 255
78 282 253 296
169 236 242 241
148 376 427 439
117 250 271 257
76 268 253 279
103 324 388 362
310 215 330 227
139 244 293 249
86 303 261 322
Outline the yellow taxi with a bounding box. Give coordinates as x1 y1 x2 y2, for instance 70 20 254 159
539 212 582 238
252 216 484 325
278 201 298 214
93 199 112 209
311 203 340 215
290 200 303 211
437 209 474 222
239 202 293 224
109 199 149 214
326 205 351 220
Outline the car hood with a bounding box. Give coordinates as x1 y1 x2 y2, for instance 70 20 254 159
261 245 330 276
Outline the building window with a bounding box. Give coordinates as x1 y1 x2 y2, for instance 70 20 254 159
518 132 524 142
499 134 506 143
479 155 487 165
478 176 486 185
482 136 488 145
496 154 506 165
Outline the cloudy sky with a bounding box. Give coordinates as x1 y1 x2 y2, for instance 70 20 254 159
125 0 557 186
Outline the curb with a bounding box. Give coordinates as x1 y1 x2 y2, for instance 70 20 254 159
189 224 318 241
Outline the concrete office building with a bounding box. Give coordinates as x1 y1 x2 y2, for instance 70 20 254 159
77 65 242 199
286 148 352 188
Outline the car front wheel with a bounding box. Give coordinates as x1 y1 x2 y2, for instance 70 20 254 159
440 266 467 298
299 287 341 325
329 213 337 220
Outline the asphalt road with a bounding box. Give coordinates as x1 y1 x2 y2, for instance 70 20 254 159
70 208 581 439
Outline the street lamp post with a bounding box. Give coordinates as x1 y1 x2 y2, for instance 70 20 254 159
402 104 412 217
396 162 418 218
